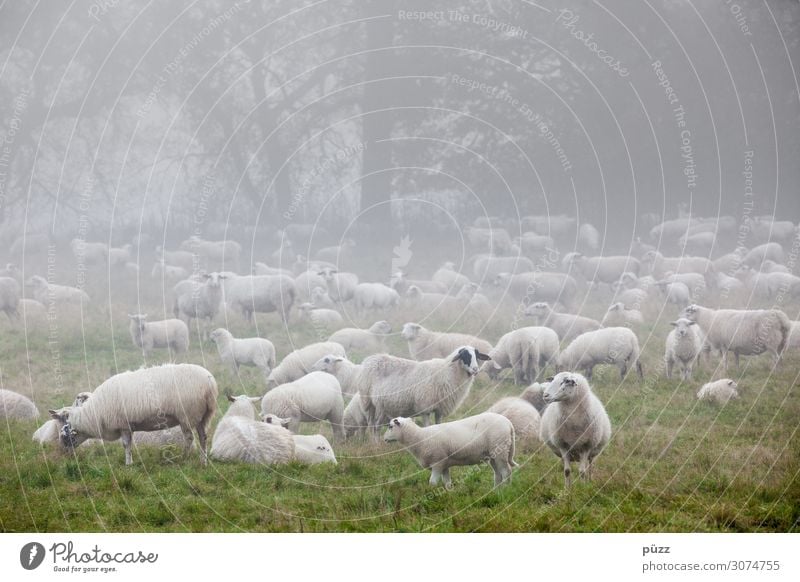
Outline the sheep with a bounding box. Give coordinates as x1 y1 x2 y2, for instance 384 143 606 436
540 372 611 487
209 328 276 381
318 267 359 302
353 282 399 311
517 232 556 255
33 392 93 444
328 321 392 355
0 389 39 420
641 251 714 278
432 262 471 294
70 238 108 265
26 275 89 307
659 272 708 301
210 395 294 465
565 254 640 285
466 226 514 255
180 236 241 270
359 346 490 430
487 397 541 450
128 314 190 357
49 363 218 465
520 382 548 414
309 286 337 309
151 259 189 281
0 263 20 279
403 285 465 313
260 371 345 440
109 244 132 267
524 302 601 343
557 327 644 380
0 277 20 320
172 272 227 334
578 223 600 252
224 274 296 323
697 379 740 405
664 318 703 380
401 322 492 361
155 246 195 271
679 231 715 256
315 238 355 265
253 262 293 277
295 270 328 302
601 302 644 327
267 341 346 387
656 280 691 307
494 271 578 309
681 304 791 370
297 303 344 331
261 413 338 464
343 395 369 438
473 255 535 280
743 242 784 269
484 326 559 384
311 354 361 399
384 413 516 489
389 271 447 295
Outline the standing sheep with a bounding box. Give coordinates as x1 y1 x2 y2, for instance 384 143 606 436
557 327 644 380
267 341 346 387
524 302 601 343
210 395 294 465
664 319 703 380
260 371 345 440
487 397 541 450
311 354 362 399
209 328 276 382
353 282 399 312
172 272 227 336
401 322 492 361
601 302 644 327
128 314 190 357
224 274 296 324
328 321 392 355
697 379 740 405
485 327 559 384
540 372 611 487
342 395 369 438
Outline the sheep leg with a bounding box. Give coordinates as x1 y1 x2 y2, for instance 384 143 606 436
196 424 208 466
513 366 525 386
429 466 443 487
289 417 301 434
441 467 452 490
578 452 590 481
665 358 673 379
120 430 133 466
636 360 644 380
180 425 194 459
561 450 572 487
434 410 442 425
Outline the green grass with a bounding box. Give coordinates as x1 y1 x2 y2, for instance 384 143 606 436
1 275 799 532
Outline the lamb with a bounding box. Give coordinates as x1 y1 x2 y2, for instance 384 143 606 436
384 413 516 489
209 328 276 381
353 282 399 311
681 304 791 369
557 327 644 380
540 372 611 487
601 302 644 327
297 303 344 330
401 322 492 361
485 326 559 384
260 371 345 440
0 389 39 420
359 346 490 430
697 379 740 405
267 341 346 387
26 275 89 307
524 302 601 343
210 395 294 465
493 271 578 308
311 354 362 398
328 321 392 355
172 272 227 334
487 397 541 450
0 276 20 319
664 318 703 380
224 274 296 323
48 363 218 465
260 415 337 464
128 314 190 357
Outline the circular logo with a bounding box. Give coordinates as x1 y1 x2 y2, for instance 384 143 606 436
19 542 45 570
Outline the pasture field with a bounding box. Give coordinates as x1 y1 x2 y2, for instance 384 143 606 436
0 270 798 533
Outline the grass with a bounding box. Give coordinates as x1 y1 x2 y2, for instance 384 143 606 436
1 268 799 532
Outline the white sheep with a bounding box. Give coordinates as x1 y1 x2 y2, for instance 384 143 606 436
432 262 471 294
353 282 399 311
71 238 108 265
641 251 714 278
267 341 346 387
309 287 337 309
260 371 345 440
565 254 640 286
657 280 691 307
487 396 541 451
128 314 190 357
389 271 447 295
295 270 328 302
109 244 132 268
494 271 578 308
156 246 195 271
743 242 784 268
557 327 644 380
473 255 534 279
401 322 492 361
0 277 20 320
48 364 218 465
524 302 601 343
210 395 294 465
180 236 242 270
224 274 296 323
359 346 490 430
33 392 93 444
209 328 276 381
297 303 344 330
151 259 189 281
697 379 740 405
260 414 338 464
0 389 39 420
601 302 644 327
311 354 361 399
681 304 791 369
540 372 611 487
664 318 703 380
253 262 293 277
520 382 548 414
26 275 89 307
318 267 359 302
328 321 392 355
343 395 369 438
383 413 517 489
485 326 559 384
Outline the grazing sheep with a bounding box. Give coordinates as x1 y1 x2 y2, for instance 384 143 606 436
311 354 361 399
787 321 800 350
681 304 791 369
389 271 447 295
487 397 541 450
540 372 611 487
328 321 392 355
210 395 294 465
128 314 190 357
601 302 644 327
0 389 39 420
260 371 345 440
180 236 241 269
26 275 89 307
109 244 132 267
432 262 471 294
641 251 714 278
343 396 369 438
524 302 601 343
401 322 492 361
0 277 20 320
494 271 578 308
297 303 344 330
557 327 644 380
359 346 490 430
353 282 399 311
209 328 276 381
173 272 227 334
697 379 740 405
49 364 218 465
267 341 346 387
224 274 296 323
155 247 195 271
566 254 640 285
520 382 548 414
309 287 336 309
743 242 784 269
664 318 703 380
383 413 517 489
485 327 559 384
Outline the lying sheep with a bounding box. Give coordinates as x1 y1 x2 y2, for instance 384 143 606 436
540 372 611 487
524 302 601 343
383 413 517 489
328 321 392 355
0 389 39 420
261 414 337 464
697 379 739 405
260 371 345 440
311 354 361 398
33 392 93 444
401 322 492 361
487 397 541 451
128 314 190 357
267 341 346 387
485 326 559 384
297 303 344 330
557 327 644 380
601 302 644 327
665 318 703 381
209 328 276 381
49 364 218 465
26 275 89 307
353 282 399 311
210 395 294 465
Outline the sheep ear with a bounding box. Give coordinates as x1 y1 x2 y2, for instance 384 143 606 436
226 393 235 402
280 418 290 429
476 351 491 361
688 321 696 326
670 321 678 326
249 397 260 403
727 380 734 385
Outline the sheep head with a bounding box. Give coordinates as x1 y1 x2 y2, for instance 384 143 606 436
543 372 587 404
383 417 408 442
261 413 290 429
451 346 491 376
401 322 422 341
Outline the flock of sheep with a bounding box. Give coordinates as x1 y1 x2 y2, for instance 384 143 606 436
1 211 799 490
